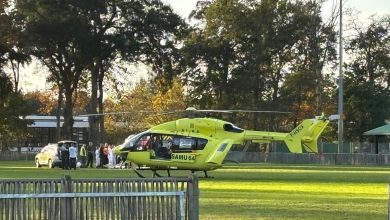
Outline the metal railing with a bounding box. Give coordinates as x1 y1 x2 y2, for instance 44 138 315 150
226 152 390 166
0 175 199 220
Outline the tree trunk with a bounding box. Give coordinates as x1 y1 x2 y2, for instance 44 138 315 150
88 61 99 146
98 64 105 144
56 85 63 140
62 86 74 140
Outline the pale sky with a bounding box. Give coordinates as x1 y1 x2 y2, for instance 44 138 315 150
20 0 390 92
162 0 390 19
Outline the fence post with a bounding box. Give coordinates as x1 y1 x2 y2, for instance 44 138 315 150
61 175 73 220
187 174 199 220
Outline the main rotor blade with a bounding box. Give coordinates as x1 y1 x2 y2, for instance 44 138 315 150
227 110 291 114
77 111 157 117
192 109 291 114
195 109 233 113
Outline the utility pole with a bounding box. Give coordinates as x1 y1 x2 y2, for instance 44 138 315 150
338 0 344 153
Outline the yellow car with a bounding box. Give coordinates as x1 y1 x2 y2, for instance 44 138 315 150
35 140 77 168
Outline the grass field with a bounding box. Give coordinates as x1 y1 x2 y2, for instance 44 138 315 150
0 161 389 219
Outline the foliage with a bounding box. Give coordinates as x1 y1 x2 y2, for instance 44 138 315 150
0 73 31 149
3 0 390 145
0 0 30 84
183 0 337 131
344 17 390 141
15 0 94 139
147 77 187 124
23 90 57 115
23 88 89 116
104 77 187 144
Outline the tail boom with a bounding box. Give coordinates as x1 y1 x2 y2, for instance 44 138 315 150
243 116 329 153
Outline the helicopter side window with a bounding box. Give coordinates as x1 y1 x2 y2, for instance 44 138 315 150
135 135 151 151
196 138 208 150
151 134 173 159
119 132 148 151
180 138 194 149
170 136 208 152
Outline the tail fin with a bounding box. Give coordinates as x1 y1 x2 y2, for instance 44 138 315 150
284 116 329 153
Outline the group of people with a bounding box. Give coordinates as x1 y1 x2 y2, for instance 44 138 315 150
59 142 120 169
95 143 118 168
59 142 80 170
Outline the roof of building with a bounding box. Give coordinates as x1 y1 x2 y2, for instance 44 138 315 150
25 115 89 128
363 124 390 136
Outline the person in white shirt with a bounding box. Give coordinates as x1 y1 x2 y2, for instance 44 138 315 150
95 147 100 168
69 144 78 170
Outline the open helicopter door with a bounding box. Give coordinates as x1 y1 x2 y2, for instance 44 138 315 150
205 139 234 165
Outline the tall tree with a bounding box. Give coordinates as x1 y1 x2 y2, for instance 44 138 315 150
16 0 94 139
16 0 186 143
0 73 31 150
183 0 337 130
344 17 390 141
78 0 186 145
1 0 30 91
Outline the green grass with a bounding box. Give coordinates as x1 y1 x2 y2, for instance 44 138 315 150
0 161 389 219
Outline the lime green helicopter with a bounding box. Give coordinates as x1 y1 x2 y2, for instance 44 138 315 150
111 108 330 178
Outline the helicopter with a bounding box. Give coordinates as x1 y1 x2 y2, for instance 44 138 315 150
110 108 330 178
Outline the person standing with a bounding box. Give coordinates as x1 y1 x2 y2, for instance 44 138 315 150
79 144 87 168
60 143 69 170
69 144 78 170
86 144 94 168
95 146 101 168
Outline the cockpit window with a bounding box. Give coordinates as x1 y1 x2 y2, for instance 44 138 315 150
120 131 148 151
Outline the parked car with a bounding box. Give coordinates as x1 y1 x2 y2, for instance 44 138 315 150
35 140 78 168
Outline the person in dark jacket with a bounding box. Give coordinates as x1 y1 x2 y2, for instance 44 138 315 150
60 143 69 169
86 144 94 168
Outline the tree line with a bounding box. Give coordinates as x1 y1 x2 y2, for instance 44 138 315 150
0 0 389 147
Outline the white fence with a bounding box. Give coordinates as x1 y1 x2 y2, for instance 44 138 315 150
0 175 199 220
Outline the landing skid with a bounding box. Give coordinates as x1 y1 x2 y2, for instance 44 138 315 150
132 167 172 178
133 168 145 178
152 170 162 177
203 170 213 178
192 170 213 178
132 167 211 178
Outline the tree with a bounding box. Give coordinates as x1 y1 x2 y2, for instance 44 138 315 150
0 0 13 65
104 77 187 144
0 0 30 92
0 73 31 150
15 0 186 143
183 0 337 130
50 0 187 145
16 0 95 139
344 17 390 141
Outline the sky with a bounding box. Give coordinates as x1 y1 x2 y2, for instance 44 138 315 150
20 0 390 92
162 0 390 19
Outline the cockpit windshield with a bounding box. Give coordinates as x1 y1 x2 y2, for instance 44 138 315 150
120 131 148 151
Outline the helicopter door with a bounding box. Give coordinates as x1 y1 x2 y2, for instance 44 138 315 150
149 134 174 160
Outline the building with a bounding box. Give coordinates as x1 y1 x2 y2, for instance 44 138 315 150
24 115 89 148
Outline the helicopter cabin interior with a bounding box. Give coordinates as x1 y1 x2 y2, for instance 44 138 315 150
131 133 208 160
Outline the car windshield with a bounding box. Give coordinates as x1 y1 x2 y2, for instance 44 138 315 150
120 131 148 151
